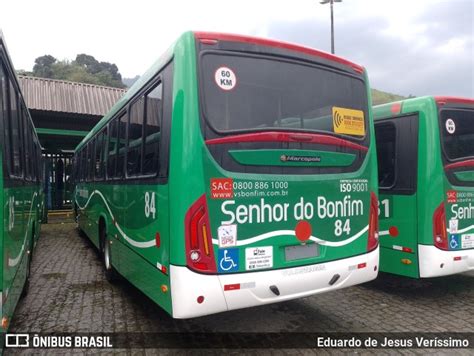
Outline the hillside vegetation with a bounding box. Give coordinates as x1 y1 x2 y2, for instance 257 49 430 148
19 54 126 88
371 88 406 105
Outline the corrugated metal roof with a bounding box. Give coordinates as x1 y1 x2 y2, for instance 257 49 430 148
18 75 127 116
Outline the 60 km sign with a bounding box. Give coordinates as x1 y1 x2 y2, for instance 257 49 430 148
215 67 237 91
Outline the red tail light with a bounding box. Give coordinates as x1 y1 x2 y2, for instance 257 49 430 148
185 195 217 273
433 202 448 250
367 192 379 251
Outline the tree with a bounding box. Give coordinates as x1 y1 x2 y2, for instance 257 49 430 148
33 55 57 78
29 53 126 88
75 54 100 73
74 54 125 87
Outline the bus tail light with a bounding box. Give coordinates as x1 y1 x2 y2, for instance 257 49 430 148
367 192 379 252
433 202 448 250
185 195 217 273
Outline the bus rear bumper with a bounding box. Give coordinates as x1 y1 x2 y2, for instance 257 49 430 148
170 247 379 318
419 245 474 278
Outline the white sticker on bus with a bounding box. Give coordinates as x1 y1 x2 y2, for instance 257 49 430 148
218 224 237 248
245 246 273 270
449 219 458 234
446 118 456 134
461 234 474 249
215 67 237 91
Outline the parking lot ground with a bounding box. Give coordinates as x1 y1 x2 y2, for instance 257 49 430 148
5 221 474 355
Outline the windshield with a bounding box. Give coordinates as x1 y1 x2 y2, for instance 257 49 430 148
440 109 474 161
200 53 369 143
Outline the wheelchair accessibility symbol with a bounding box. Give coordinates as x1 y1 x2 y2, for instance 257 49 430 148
218 248 239 273
450 235 460 250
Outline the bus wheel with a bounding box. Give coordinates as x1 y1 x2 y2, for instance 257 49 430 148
101 229 118 282
21 243 33 299
74 204 79 224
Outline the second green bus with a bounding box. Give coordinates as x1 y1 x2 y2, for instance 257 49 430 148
375 96 474 278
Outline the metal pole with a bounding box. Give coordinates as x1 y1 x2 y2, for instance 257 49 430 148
330 0 335 54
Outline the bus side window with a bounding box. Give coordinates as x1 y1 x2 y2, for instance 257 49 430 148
31 125 36 180
127 97 145 176
143 82 162 175
375 122 396 189
10 80 22 177
101 127 108 178
81 148 86 182
74 151 78 183
32 137 37 182
87 141 94 182
107 119 118 179
117 112 127 178
95 128 107 180
157 61 173 180
24 107 32 181
77 150 81 182
0 62 11 176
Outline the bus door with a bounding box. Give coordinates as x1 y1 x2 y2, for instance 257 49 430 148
375 114 419 277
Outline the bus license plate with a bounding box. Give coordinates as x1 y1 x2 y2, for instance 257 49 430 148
285 244 319 261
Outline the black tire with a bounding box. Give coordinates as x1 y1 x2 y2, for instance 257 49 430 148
20 248 33 299
74 204 79 224
101 228 118 282
21 225 36 299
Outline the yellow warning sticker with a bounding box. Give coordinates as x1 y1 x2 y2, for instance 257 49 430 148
332 107 365 136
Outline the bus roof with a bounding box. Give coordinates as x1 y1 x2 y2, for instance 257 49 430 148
75 30 366 152
194 32 364 74
373 95 474 120
434 96 474 106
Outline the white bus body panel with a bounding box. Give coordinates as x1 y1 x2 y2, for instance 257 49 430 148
170 247 379 318
418 245 474 278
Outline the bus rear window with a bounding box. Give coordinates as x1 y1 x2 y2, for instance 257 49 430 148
200 53 368 143
440 109 474 161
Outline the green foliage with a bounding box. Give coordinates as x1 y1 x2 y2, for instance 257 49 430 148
30 54 126 88
33 55 57 78
371 88 407 105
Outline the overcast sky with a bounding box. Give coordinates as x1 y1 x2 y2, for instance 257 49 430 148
1 0 472 97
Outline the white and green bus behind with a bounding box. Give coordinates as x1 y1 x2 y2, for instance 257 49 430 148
374 96 474 278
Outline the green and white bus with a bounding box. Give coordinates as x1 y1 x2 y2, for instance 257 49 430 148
0 31 44 330
73 31 379 318
374 96 474 278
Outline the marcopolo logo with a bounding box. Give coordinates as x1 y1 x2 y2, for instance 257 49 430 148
280 155 321 163
211 178 234 199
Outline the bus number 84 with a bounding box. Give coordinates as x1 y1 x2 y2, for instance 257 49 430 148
145 192 156 219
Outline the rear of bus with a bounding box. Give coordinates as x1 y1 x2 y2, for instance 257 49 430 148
423 96 474 277
170 32 379 318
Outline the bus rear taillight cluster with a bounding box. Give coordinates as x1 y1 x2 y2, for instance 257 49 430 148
433 202 448 250
185 195 217 273
367 192 379 252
